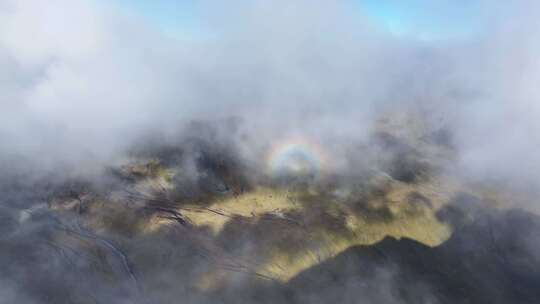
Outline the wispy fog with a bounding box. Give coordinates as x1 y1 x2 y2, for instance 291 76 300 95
0 0 537 185
1 1 540 303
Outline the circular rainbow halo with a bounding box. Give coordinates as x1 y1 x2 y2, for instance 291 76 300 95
266 137 328 179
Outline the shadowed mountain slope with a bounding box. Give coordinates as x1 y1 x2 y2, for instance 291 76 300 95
286 206 540 304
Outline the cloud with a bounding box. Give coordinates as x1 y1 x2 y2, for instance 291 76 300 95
0 0 539 187
1 2 540 303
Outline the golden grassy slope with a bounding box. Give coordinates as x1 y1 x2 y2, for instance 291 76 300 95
174 175 459 284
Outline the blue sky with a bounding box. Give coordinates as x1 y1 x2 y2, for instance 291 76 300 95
111 0 203 39
112 0 483 41
359 0 483 40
